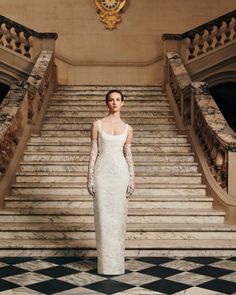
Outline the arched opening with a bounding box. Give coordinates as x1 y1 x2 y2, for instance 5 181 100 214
209 82 236 133
0 82 10 104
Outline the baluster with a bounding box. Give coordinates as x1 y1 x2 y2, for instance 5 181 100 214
215 22 223 47
206 26 214 52
5 23 13 50
233 17 236 40
187 33 196 60
14 28 22 54
224 17 232 43
0 22 3 46
197 30 205 56
215 149 224 184
23 32 31 58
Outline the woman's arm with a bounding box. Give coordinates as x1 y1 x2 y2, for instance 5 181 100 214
87 121 98 197
124 125 135 198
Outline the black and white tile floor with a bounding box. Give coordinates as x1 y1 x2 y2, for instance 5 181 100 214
0 256 236 294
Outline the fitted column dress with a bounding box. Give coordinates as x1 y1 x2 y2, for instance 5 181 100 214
93 119 130 275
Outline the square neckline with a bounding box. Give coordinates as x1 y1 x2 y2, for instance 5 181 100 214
98 119 128 137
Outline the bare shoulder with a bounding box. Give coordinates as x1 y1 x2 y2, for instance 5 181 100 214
90 119 99 140
127 124 133 133
91 119 99 129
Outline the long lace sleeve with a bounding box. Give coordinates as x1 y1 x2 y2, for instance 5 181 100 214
87 139 98 197
124 143 135 198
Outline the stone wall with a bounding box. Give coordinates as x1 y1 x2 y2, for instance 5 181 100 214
0 0 235 85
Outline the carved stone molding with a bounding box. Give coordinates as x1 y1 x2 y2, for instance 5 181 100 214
94 0 127 30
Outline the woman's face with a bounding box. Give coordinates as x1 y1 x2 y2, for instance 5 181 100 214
107 92 124 113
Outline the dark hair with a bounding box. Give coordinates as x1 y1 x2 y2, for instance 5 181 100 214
105 89 124 105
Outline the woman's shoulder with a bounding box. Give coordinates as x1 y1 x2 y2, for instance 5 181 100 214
91 119 100 129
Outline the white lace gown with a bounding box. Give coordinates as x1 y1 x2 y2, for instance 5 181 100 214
93 119 130 275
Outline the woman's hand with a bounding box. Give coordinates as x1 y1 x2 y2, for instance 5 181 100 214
126 178 135 198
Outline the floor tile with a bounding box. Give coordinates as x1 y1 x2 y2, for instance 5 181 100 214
0 286 45 294
220 271 236 282
190 265 233 278
0 279 20 292
125 259 155 271
85 279 134 295
174 286 227 294
4 272 50 286
0 258 34 265
115 286 164 294
141 278 191 294
138 265 181 278
27 279 77 295
16 260 57 272
161 259 202 271
36 265 78 278
64 259 97 271
137 257 175 265
113 271 158 286
167 271 213 286
211 259 236 271
183 257 220 265
199 278 236 294
59 271 105 286
0 266 27 278
43 257 82 265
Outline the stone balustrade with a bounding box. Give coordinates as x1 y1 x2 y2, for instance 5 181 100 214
0 15 57 61
163 9 236 63
166 52 236 196
0 50 56 201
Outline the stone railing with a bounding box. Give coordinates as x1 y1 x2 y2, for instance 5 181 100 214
0 81 27 178
165 52 236 197
162 9 236 63
0 15 57 61
0 50 56 202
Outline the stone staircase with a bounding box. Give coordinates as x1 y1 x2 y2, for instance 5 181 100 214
1 85 236 256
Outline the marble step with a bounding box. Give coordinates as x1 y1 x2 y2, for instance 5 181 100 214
25 144 191 153
42 116 175 124
56 85 162 91
3 227 236 240
51 95 167 102
19 162 198 173
38 130 180 136
5 195 213 209
53 91 165 97
44 110 173 118
40 122 177 130
21 152 195 163
1 238 235 250
38 122 176 132
0 208 224 223
49 100 170 106
15 174 202 184
28 136 188 145
1 243 236 257
47 105 171 112
11 183 206 196
29 135 188 144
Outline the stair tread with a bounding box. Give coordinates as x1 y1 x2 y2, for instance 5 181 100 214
1 239 236 249
0 222 234 231
12 183 206 188
5 195 213 201
16 172 202 177
20 162 197 166
0 208 225 216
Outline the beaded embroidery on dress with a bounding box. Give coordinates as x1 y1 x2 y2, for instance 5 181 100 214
93 119 130 275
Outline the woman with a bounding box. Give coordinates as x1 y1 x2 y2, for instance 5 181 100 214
87 89 135 275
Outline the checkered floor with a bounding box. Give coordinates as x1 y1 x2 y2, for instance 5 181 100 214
0 256 236 294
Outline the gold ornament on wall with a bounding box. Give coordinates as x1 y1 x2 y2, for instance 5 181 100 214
94 0 127 31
